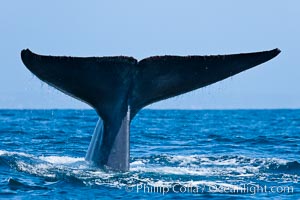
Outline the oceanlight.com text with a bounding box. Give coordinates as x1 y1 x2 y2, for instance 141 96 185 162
124 183 294 195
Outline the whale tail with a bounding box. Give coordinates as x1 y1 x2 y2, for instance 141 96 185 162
21 48 280 171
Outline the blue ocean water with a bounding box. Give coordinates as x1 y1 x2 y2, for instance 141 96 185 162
0 109 299 199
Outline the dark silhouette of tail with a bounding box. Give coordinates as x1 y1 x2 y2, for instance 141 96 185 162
21 48 280 171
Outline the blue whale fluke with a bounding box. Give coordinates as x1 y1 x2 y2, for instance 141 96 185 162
21 48 280 171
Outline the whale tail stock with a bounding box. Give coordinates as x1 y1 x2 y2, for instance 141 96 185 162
21 48 280 171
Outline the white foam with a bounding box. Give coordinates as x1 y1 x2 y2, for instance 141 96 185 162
199 157 240 166
16 161 57 178
167 155 198 166
132 166 214 176
2 149 295 188
266 158 288 165
131 160 145 166
39 155 84 164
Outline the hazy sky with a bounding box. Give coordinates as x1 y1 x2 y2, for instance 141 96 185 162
0 1 299 109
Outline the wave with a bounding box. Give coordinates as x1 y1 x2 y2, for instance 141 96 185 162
0 150 299 189
7 178 48 191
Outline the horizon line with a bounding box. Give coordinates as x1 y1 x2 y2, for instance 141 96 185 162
0 108 299 111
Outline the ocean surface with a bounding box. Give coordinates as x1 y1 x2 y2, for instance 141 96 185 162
0 109 299 199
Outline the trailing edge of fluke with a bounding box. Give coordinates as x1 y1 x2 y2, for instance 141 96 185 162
21 48 280 171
